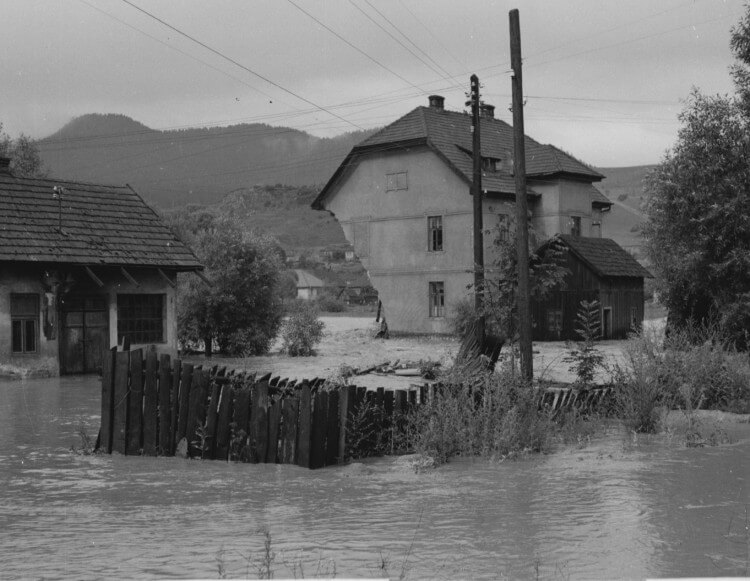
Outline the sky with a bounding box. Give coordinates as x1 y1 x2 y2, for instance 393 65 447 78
1 0 746 167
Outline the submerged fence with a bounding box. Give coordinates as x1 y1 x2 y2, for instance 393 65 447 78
98 347 426 468
98 347 613 468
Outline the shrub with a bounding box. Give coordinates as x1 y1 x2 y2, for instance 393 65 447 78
315 294 347 313
281 303 325 356
564 300 606 387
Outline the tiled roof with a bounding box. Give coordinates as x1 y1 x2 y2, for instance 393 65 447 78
556 235 652 278
0 172 202 269
294 269 325 288
315 105 605 208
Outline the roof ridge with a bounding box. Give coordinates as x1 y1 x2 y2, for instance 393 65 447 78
0 172 129 190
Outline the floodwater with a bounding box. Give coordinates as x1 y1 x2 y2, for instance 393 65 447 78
1 376 748 580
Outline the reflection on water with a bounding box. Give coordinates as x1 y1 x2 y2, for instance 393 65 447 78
1 376 748 580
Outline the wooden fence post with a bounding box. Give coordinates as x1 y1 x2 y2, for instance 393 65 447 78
127 348 143 454
325 390 340 467
338 385 355 464
297 382 312 468
204 382 221 460
111 350 131 454
157 354 172 455
310 390 328 469
176 363 193 446
280 396 299 464
250 381 269 463
142 349 159 456
266 398 282 464
186 369 209 458
170 359 182 451
99 346 117 454
215 384 234 461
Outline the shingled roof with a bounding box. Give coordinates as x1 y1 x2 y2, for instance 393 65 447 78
554 235 652 278
314 102 606 209
0 169 202 270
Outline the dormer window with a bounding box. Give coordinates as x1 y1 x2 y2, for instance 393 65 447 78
482 157 499 172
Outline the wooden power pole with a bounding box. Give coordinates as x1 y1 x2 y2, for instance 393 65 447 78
470 74 485 347
510 9 533 382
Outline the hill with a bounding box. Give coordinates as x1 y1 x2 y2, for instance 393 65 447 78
38 113 374 207
594 165 657 257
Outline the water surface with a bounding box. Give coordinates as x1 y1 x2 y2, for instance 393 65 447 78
1 376 748 579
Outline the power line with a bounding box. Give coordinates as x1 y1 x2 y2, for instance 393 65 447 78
284 0 428 95
120 0 364 131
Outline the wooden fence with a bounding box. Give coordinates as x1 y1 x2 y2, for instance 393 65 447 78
98 347 613 468
98 347 425 468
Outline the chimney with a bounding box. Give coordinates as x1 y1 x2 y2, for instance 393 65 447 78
0 156 10 174
428 95 445 110
479 103 495 118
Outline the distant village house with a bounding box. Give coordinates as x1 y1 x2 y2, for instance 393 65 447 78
0 157 202 377
313 95 648 337
294 269 325 300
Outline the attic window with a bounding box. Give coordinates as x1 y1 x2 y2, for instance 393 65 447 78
386 171 408 191
482 157 499 172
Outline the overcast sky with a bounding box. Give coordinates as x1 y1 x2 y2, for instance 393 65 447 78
1 0 745 167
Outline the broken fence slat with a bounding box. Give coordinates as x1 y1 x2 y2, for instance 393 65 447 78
127 349 144 455
280 397 299 464
215 384 234 461
186 369 209 458
250 381 269 463
157 354 173 456
176 362 193 445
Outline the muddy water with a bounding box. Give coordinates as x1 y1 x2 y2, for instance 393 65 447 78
1 376 748 580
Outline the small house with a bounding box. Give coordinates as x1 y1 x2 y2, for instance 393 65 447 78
532 235 652 340
0 157 202 377
294 269 325 300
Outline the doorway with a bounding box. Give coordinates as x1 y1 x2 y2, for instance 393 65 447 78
60 295 109 374
602 307 612 339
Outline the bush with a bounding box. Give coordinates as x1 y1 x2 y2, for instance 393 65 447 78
281 303 325 356
564 300 606 387
315 294 347 313
408 369 556 464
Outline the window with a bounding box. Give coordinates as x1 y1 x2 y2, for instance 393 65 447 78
429 282 445 318
497 214 510 242
11 294 39 353
482 157 499 172
570 216 582 237
117 294 165 344
428 216 443 251
547 309 562 339
386 171 408 191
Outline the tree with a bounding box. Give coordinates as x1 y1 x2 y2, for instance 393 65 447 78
642 9 750 349
175 215 285 357
0 123 46 177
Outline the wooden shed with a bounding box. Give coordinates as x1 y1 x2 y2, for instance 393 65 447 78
532 235 652 341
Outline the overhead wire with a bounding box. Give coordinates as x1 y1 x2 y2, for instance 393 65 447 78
119 0 364 130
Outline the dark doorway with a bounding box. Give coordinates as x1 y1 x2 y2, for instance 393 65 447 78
602 307 612 339
60 295 109 374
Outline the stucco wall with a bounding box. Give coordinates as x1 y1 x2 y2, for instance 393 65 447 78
0 265 179 377
0 267 59 377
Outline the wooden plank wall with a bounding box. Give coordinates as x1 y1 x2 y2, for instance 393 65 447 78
97 349 425 468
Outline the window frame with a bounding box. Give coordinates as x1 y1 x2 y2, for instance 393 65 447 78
428 281 445 318
570 215 582 237
117 293 166 345
11 293 39 354
427 215 443 252
497 213 510 242
385 171 408 192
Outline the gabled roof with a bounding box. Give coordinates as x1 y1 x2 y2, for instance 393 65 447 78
313 105 605 209
552 235 652 278
294 269 325 288
0 172 202 269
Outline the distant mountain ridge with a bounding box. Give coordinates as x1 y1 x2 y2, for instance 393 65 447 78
38 113 375 207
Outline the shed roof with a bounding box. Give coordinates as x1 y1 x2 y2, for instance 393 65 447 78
0 172 201 269
314 105 606 209
294 269 326 288
554 235 652 279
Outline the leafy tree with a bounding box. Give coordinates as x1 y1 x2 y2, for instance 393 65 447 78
175 214 284 357
480 219 569 343
642 9 750 349
0 123 47 177
564 300 606 387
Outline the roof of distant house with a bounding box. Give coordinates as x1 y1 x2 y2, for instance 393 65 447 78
0 168 201 269
314 101 608 209
294 269 326 288
553 235 652 278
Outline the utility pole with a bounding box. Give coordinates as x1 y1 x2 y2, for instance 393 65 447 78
510 9 533 382
469 74 485 347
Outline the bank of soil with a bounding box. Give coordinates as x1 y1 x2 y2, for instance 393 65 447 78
183 315 667 388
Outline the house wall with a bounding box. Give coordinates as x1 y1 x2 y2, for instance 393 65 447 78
0 266 59 377
326 147 494 333
0 264 179 377
531 178 601 241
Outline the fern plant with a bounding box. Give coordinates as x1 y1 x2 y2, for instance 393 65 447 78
564 300 606 387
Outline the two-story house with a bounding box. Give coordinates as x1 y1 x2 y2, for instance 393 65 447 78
312 95 644 336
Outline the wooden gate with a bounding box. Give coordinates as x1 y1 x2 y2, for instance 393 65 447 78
60 295 109 374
